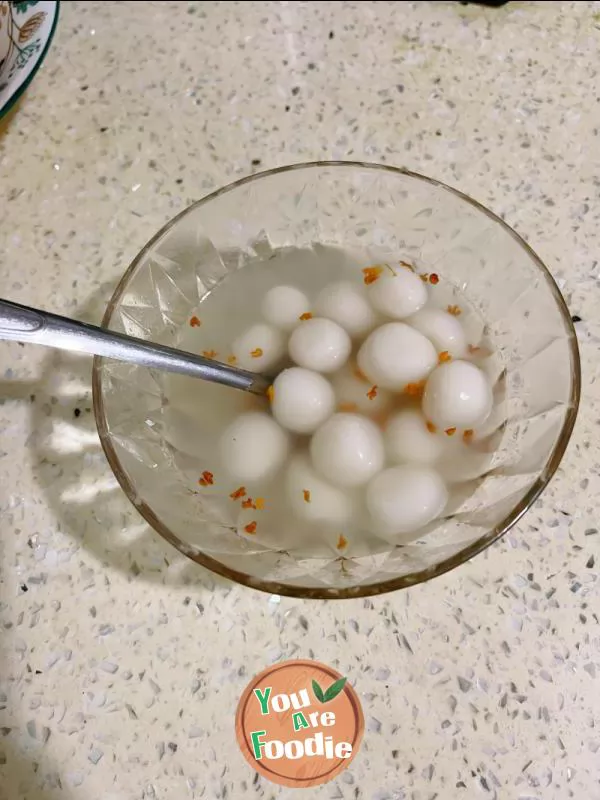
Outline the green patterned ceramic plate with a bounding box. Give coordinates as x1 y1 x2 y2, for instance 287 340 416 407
0 1 59 118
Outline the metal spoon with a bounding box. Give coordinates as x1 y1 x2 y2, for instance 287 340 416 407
0 298 271 395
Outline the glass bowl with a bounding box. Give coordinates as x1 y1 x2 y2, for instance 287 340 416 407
92 162 580 599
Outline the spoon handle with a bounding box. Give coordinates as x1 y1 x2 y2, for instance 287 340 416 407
0 298 270 395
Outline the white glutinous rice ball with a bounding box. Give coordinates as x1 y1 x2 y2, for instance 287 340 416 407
271 367 335 434
332 364 393 416
288 317 352 374
220 412 289 483
261 285 310 332
286 454 355 526
407 308 467 359
385 409 444 466
232 323 285 372
423 360 493 429
366 465 448 535
357 322 437 390
367 264 428 319
315 281 377 339
310 413 384 488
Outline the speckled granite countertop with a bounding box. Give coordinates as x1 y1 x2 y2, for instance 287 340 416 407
1 1 600 798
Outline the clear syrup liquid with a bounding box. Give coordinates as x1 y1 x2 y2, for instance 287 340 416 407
163 244 502 557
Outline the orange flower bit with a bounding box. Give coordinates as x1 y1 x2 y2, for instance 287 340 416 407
438 350 452 364
303 489 311 504
189 315 202 328
404 380 426 399
230 486 247 500
426 421 437 434
299 312 313 321
250 347 263 358
429 273 439 285
198 470 214 486
202 349 218 359
447 305 462 317
244 521 257 535
338 401 358 413
362 265 384 285
266 385 275 403
463 429 474 443
337 534 348 551
353 365 369 383
240 496 266 510
227 354 237 365
445 427 457 437
399 260 415 272
367 385 378 401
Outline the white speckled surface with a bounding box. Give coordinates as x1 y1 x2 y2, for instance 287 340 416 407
1 1 599 798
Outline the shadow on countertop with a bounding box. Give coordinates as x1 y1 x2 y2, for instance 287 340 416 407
0 738 73 800
19 281 230 593
0 99 22 141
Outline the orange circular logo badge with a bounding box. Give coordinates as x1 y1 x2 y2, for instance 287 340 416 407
235 659 364 788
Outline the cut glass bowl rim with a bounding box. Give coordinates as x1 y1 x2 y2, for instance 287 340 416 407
92 161 581 599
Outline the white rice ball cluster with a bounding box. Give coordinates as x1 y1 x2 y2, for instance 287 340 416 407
220 411 289 483
315 281 377 340
357 322 437 390
232 323 285 372
218 263 494 542
288 317 352 373
271 367 334 434
262 285 310 332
